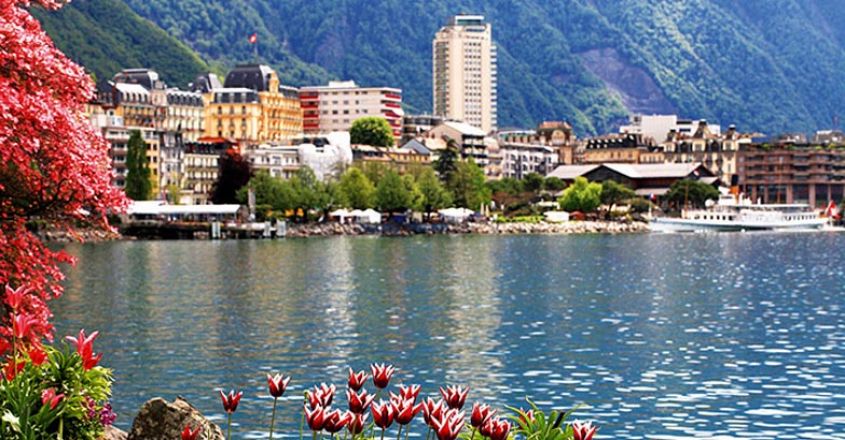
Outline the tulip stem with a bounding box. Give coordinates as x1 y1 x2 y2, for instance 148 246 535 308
396 425 403 440
381 427 386 440
470 427 476 440
226 413 232 440
300 411 305 440
425 427 432 440
269 397 278 440
405 426 409 440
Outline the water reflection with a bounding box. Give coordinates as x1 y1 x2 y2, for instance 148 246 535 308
53 234 845 439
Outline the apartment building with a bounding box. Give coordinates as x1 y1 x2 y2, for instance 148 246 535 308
300 81 403 140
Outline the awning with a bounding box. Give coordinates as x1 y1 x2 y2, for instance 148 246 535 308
635 188 670 197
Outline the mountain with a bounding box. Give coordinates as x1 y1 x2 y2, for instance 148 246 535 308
36 0 845 136
32 0 209 88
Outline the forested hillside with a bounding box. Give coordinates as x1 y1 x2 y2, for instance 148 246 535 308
33 0 209 88
36 0 845 136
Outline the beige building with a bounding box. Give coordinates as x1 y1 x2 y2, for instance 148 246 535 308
204 64 302 144
300 81 403 140
433 15 497 133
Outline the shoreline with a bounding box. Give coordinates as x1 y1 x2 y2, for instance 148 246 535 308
41 221 650 242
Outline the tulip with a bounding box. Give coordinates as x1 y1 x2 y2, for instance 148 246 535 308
439 385 469 410
348 367 369 391
309 383 336 408
479 418 493 438
392 397 423 425
571 422 598 440
219 389 243 440
306 404 326 432
66 329 103 371
484 418 511 440
3 360 24 381
431 409 465 440
398 384 421 402
267 374 292 440
422 398 446 427
268 373 291 398
28 346 47 366
4 285 28 310
347 412 368 437
181 425 202 440
12 313 35 340
371 363 395 389
470 402 495 428
323 409 352 434
40 388 65 410
371 400 395 440
347 388 375 414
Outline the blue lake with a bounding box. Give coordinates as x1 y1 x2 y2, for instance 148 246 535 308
54 234 845 439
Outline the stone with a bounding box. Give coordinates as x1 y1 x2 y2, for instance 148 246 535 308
128 397 225 440
100 426 128 440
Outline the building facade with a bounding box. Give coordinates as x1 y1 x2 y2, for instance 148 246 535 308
300 81 403 140
739 144 845 207
204 64 302 144
620 114 721 144
433 15 497 133
496 130 560 178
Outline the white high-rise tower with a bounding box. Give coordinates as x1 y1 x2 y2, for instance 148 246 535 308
432 15 497 133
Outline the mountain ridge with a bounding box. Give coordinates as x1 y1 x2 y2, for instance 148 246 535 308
34 0 845 136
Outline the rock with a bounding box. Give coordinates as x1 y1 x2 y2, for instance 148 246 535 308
128 397 225 440
100 426 128 440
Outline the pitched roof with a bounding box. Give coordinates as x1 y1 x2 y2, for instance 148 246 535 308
547 165 600 180
600 162 707 179
441 121 486 137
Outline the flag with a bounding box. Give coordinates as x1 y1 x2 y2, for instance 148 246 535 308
248 33 258 44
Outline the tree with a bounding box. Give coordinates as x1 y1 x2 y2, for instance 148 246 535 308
600 180 637 207
338 167 375 209
544 177 566 192
448 160 491 211
124 130 152 200
350 116 394 147
375 169 412 216
433 141 460 183
523 172 545 193
666 179 720 209
211 148 252 204
417 168 452 220
313 180 345 220
558 177 602 212
290 166 319 220
0 0 124 357
238 171 296 215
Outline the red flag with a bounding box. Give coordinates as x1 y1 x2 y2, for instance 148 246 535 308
248 33 258 44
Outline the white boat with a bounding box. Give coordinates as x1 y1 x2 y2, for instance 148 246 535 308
650 193 828 232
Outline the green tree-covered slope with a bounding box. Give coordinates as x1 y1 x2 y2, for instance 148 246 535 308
39 0 845 136
32 0 209 88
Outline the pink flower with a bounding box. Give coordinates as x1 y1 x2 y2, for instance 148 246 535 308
12 313 36 339
571 422 598 440
348 368 369 391
439 385 469 410
41 388 65 410
267 373 291 398
518 409 535 426
4 285 28 310
371 363 395 389
66 329 102 370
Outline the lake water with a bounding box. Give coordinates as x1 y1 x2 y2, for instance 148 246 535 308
54 234 845 439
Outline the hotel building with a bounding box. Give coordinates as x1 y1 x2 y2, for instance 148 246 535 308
433 15 497 133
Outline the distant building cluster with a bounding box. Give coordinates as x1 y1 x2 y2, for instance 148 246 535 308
84 14 845 208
